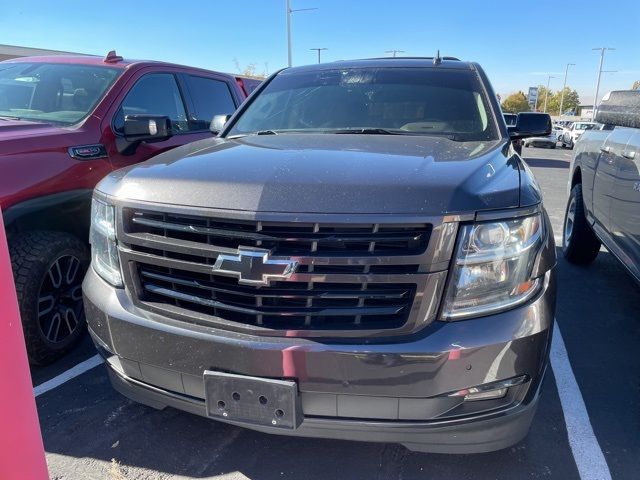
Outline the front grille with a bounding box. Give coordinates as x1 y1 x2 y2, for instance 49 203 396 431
124 209 431 256
119 207 435 334
137 264 415 330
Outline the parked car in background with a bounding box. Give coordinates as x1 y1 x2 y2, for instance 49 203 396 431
561 121 597 149
1 52 250 364
235 75 263 96
563 90 640 284
552 125 565 141
84 57 556 454
523 132 557 148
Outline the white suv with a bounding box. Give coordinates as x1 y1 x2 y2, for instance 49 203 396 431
561 121 597 149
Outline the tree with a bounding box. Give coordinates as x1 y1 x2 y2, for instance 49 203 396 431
530 85 580 115
534 85 552 112
501 92 531 113
233 58 267 79
545 87 580 116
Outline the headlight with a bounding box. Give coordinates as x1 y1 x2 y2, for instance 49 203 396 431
441 214 544 320
89 197 123 287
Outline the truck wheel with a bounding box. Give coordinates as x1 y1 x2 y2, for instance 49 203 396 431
9 231 89 365
563 184 601 265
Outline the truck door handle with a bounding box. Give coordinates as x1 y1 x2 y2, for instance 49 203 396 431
622 150 636 160
599 145 610 154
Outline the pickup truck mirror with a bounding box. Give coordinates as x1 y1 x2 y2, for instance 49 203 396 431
123 115 172 143
508 112 552 140
210 114 232 134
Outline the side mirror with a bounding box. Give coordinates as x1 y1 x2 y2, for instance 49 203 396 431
210 114 232 134
123 115 172 143
508 112 552 140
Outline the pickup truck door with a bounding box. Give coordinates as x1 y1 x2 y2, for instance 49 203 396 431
609 130 640 280
100 68 240 171
591 127 635 232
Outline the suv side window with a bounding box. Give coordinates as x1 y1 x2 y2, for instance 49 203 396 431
113 73 188 134
185 75 237 131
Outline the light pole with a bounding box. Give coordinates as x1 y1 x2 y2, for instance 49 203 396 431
592 47 615 120
543 75 555 113
286 0 318 67
385 50 405 57
558 63 575 117
310 47 328 63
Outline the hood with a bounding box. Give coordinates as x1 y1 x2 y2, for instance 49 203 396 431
0 118 68 141
98 134 523 215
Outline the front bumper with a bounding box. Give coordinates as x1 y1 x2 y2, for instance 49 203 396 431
84 267 556 453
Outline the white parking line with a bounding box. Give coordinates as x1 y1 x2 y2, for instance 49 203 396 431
551 322 612 480
33 354 103 397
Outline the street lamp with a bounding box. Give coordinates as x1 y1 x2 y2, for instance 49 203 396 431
543 75 556 113
286 0 318 67
385 50 405 57
310 47 328 63
558 63 575 117
592 47 615 120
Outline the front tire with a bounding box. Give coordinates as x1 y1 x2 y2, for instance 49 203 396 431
9 231 89 365
563 184 601 265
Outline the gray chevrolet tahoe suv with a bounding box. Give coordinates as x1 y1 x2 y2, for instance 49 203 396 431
83 58 556 453
563 89 640 283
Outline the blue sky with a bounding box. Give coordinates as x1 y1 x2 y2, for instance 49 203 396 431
1 0 639 104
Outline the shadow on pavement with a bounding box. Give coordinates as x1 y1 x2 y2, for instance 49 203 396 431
40 370 579 480
523 158 570 169
553 247 640 480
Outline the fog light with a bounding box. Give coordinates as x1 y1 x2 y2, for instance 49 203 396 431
464 388 507 401
447 375 528 401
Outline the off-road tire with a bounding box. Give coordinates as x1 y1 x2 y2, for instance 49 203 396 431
9 231 89 365
563 184 601 265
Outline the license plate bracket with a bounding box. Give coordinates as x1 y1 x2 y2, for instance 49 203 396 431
204 371 301 430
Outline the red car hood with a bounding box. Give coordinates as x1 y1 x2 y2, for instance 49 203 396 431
0 119 70 141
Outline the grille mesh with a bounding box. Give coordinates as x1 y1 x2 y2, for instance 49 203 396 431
121 208 432 332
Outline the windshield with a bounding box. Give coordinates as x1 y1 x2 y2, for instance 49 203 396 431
0 62 121 125
228 67 499 141
574 123 595 130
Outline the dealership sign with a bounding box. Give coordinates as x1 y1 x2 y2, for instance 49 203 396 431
527 87 538 108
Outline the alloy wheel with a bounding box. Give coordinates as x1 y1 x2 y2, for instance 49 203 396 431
38 255 84 344
564 196 576 248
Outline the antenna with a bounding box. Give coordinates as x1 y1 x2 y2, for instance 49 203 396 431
433 50 442 65
104 50 123 63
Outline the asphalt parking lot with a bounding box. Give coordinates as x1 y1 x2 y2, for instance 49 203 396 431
33 146 640 480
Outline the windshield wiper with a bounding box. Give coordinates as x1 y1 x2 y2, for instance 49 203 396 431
255 130 279 135
331 128 403 135
0 115 21 121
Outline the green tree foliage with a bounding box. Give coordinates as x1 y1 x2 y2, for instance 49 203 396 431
533 85 580 115
501 92 531 113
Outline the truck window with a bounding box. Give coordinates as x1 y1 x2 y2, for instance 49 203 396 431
185 75 237 131
113 73 188 134
0 62 120 125
228 67 498 141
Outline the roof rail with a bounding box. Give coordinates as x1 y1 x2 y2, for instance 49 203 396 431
104 50 123 63
367 56 461 61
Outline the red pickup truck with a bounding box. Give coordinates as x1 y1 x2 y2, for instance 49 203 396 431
1 51 256 364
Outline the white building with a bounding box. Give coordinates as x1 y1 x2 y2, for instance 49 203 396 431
0 44 86 62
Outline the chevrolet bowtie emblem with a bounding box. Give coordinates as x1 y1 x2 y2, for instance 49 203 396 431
212 248 298 286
